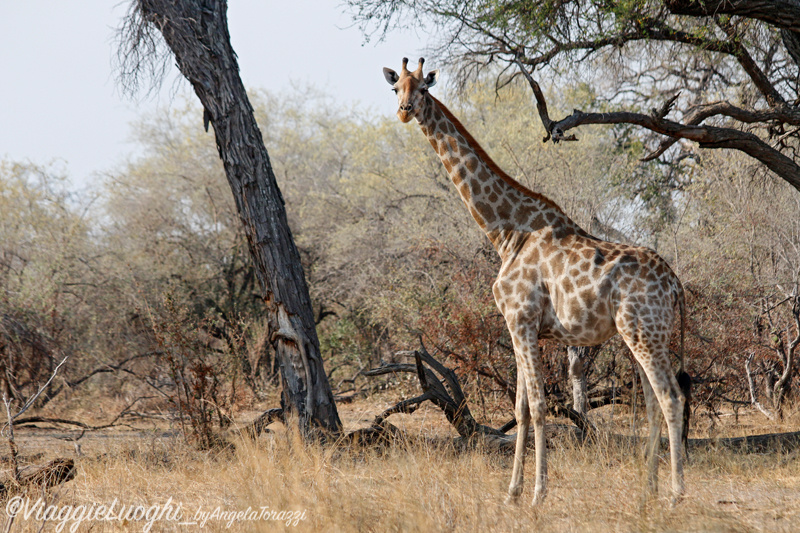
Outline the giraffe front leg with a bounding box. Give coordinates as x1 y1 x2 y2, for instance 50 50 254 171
528 376 547 506
514 330 547 506
505 371 529 505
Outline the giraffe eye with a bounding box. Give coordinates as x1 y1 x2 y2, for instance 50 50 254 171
392 88 398 93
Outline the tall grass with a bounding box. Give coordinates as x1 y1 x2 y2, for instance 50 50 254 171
7 417 799 532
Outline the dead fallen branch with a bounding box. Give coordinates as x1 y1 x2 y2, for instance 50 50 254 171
20 458 75 490
356 342 588 452
12 395 155 441
357 342 800 455
364 347 506 439
240 408 284 439
688 431 800 453
0 458 76 499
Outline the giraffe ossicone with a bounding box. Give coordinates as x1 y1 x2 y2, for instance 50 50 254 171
383 57 690 505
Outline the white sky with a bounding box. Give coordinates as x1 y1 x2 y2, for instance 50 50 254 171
0 1 428 189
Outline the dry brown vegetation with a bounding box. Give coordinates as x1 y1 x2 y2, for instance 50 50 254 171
2 78 800 530
4 395 800 532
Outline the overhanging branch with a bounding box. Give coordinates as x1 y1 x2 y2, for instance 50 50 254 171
553 109 800 191
513 62 800 192
663 0 800 32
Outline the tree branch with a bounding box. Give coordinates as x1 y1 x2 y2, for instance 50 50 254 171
549 107 800 191
663 0 800 32
513 15 785 105
714 17 785 105
364 346 505 438
513 57 574 142
513 36 800 190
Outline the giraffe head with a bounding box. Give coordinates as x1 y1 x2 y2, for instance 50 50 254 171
383 57 439 123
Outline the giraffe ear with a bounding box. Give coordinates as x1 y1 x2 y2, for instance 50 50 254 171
424 69 440 88
383 68 399 85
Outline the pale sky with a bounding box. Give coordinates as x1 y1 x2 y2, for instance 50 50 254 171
0 1 428 188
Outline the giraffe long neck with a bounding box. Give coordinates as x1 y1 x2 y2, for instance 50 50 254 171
416 94 583 252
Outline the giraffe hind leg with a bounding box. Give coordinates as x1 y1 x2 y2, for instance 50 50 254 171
637 362 662 495
633 347 686 502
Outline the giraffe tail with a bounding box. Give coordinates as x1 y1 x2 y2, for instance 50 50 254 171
675 281 691 456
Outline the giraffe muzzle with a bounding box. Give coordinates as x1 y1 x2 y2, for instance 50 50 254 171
397 106 414 123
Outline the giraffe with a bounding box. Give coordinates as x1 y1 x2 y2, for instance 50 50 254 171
383 58 689 505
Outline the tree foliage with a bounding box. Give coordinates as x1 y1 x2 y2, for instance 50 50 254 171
2 74 798 429
347 0 800 191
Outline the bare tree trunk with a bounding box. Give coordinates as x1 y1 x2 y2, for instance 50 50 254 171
124 0 341 437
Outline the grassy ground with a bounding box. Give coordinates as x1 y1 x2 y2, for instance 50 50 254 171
3 396 800 532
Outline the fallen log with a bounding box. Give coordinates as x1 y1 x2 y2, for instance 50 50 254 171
359 342 800 455
1 458 75 495
687 431 800 453
240 408 284 439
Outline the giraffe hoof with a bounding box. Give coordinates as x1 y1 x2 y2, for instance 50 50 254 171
504 491 521 506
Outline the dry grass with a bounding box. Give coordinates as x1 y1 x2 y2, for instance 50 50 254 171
4 400 800 532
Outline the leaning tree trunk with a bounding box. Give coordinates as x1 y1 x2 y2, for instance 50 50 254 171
130 0 341 436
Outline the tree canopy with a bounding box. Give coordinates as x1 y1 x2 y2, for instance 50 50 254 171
347 0 800 191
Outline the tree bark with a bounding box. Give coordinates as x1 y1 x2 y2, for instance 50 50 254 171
132 0 341 436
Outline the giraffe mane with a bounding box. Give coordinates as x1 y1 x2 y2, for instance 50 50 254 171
430 95 566 215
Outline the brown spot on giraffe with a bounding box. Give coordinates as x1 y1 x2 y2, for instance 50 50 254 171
447 136 459 153
496 198 513 221
470 178 482 197
476 202 496 224
383 57 689 506
514 206 532 227
443 158 453 174
562 277 574 294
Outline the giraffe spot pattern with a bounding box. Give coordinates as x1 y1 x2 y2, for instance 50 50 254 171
403 87 687 502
